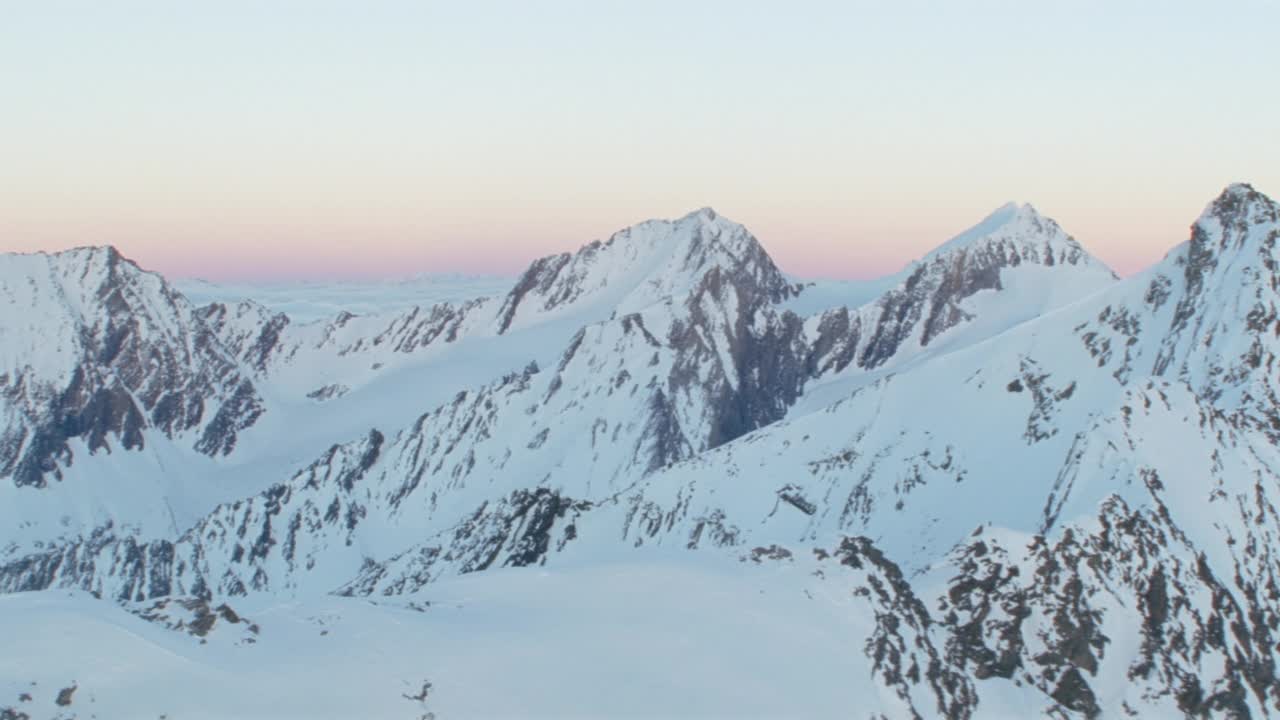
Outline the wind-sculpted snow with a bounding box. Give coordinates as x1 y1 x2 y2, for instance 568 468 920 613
8 186 1280 717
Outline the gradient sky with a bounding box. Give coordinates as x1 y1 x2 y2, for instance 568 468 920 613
2 1 1278 280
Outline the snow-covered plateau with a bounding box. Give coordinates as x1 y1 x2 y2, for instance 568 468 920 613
3 185 1280 718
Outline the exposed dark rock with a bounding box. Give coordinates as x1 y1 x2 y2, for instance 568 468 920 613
495 252 574 333
129 596 256 641
778 486 818 515
835 536 977 720
307 383 349 402
747 545 793 563
807 215 1102 380
338 488 591 596
54 685 75 707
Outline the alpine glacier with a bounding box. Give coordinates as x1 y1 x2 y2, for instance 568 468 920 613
3 185 1279 718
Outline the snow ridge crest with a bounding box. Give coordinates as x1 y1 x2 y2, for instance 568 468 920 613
495 207 797 333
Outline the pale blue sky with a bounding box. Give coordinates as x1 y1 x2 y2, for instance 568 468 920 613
2 1 1277 279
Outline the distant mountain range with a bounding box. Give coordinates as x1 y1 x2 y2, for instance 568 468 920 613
175 273 514 323
3 185 1279 718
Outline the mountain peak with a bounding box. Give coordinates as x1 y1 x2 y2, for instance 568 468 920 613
0 240 266 487
1220 181 1261 198
680 206 720 223
919 201 1105 278
0 245 165 317
54 244 121 258
51 244 129 265
495 209 794 333
1199 182 1278 228
4 244 127 272
1183 182 1280 266
37 245 158 292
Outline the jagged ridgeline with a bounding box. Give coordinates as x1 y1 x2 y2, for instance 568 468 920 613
3 186 1280 717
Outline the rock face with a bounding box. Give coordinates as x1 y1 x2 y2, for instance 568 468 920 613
9 187 1280 717
937 502 1280 718
0 247 264 487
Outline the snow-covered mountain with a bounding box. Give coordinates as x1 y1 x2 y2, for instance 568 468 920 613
4 186 1280 718
799 201 1116 382
0 247 264 488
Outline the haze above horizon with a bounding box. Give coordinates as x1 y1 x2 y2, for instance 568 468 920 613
2 1 1277 281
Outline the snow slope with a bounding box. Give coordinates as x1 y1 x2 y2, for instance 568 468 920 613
5 186 1280 718
0 551 941 719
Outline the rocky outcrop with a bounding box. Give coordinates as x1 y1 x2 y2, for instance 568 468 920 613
128 596 259 642
836 537 979 719
938 493 1280 718
0 524 185 601
338 488 591 596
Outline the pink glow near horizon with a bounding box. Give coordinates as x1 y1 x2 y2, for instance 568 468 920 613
3 3 1276 283
0 194 1235 282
